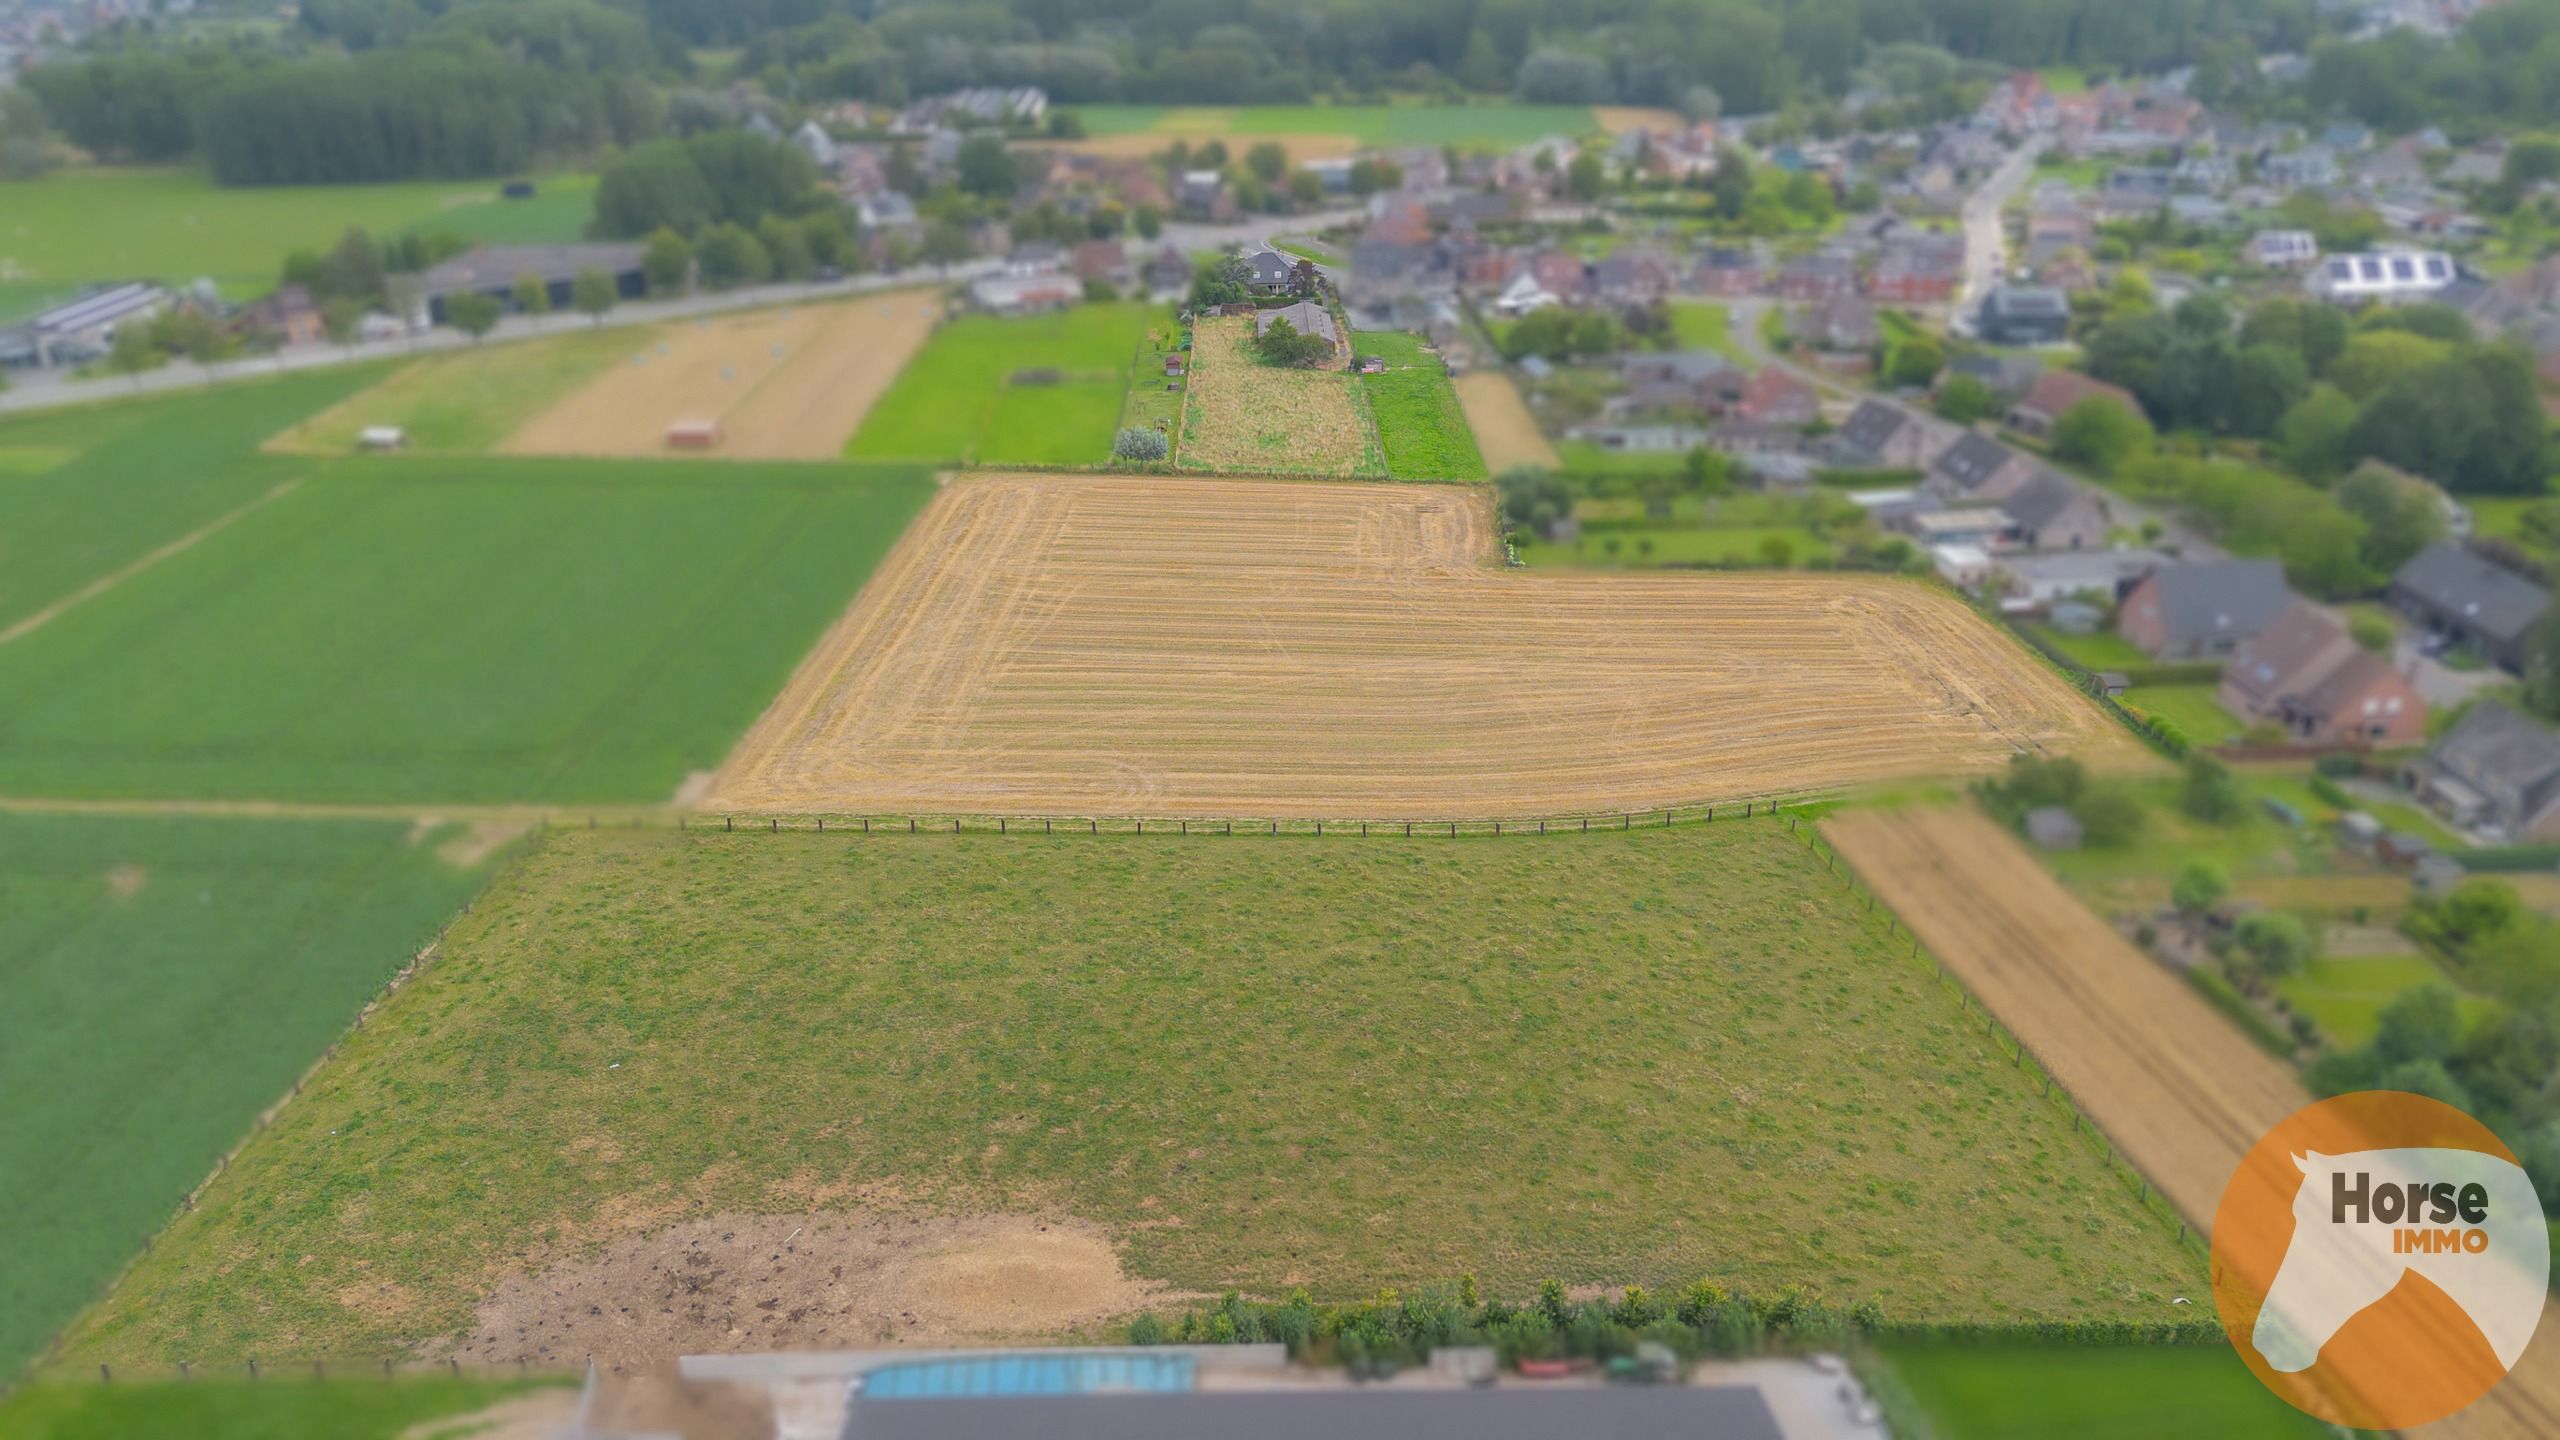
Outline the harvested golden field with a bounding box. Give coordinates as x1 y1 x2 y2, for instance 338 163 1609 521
499 291 940 460
1824 805 2560 1440
1452 370 1559 471
1177 317 1380 477
709 473 2129 818
1593 105 1688 134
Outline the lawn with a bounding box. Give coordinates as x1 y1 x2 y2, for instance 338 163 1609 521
1520 524 1832 568
0 366 389 635
0 811 502 1380
1177 316 1381 477
1061 104 1598 148
1876 1340 2326 1440
2275 952 2500 1050
0 168 570 297
265 326 641 454
2118 683 2243 745
1354 330 1486 481
847 302 1170 466
2039 776 2400 919
391 175 597 249
1554 439 1696 477
0 1375 565 1440
2021 623 2150 672
0 457 937 804
63 823 2200 1367
1663 301 1748 364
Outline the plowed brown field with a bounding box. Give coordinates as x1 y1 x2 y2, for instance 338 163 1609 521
1453 371 1559 471
500 291 939 460
1825 805 2560 1440
708 473 2129 817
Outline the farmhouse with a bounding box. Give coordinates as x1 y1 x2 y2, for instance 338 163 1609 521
409 243 647 326
2409 701 2560 840
2389 540 2551 673
2117 558 2292 660
1254 300 1339 346
2217 602 2424 746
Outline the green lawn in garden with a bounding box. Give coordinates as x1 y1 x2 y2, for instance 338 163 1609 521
0 168 571 297
1877 1340 2326 1440
1520 524 1833 568
0 366 389 634
2275 952 2502 1051
1355 330 1487 481
847 302 1170 466
2117 684 2243 745
1663 301 1750 363
2024 624 2150 671
61 823 2200 1369
0 456 935 804
0 811 503 1379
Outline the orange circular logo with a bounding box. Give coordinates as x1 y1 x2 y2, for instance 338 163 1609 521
2212 1091 2549 1429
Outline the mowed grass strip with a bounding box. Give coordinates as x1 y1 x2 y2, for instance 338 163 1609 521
0 1376 565 1440
0 811 500 1379
0 367 388 633
1876 1341 2328 1439
0 458 936 804
267 327 644 455
1354 331 1487 482
847 302 1168 466
65 825 2199 1367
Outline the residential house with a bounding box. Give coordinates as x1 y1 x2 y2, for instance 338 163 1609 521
2218 602 2426 746
1176 170 1232 220
1492 270 1558 318
1242 249 1301 295
1143 244 1191 297
2116 558 2293 660
1069 240 1130 286
968 270 1082 314
2261 146 2340 190
2097 165 2175 219
792 120 839 171
1530 250 1590 304
1999 470 2110 551
1731 368 1819 426
1254 299 1339 347
2006 369 2147 437
2409 702 2560 840
1832 400 1942 469
1774 253 1858 302
1803 293 1880 352
1690 246 1766 298
2309 250 2457 304
236 283 324 348
856 191 921 240
1994 549 2165 607
1867 235 1964 304
1591 249 1676 304
2389 540 2552 672
1927 431 2041 503
1939 353 2043 402
2249 229 2320 269
1615 350 1746 414
1976 286 2071 345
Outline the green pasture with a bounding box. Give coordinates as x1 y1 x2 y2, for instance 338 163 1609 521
268 326 649 454
1354 331 1487 481
0 1374 565 1440
0 456 935 804
0 168 567 296
2275 952 2501 1050
392 175 597 249
2022 623 2149 672
1876 1340 2325 1439
1061 104 1597 148
0 367 388 634
2118 684 2243 745
64 823 2200 1367
0 811 501 1379
848 302 1170 466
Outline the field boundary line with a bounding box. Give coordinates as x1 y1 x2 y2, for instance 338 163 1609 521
0 474 310 649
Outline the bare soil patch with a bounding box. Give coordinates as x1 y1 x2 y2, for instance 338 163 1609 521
499 293 940 461
709 472 2128 818
1452 371 1558 471
457 1211 1168 1373
1823 804 2560 1440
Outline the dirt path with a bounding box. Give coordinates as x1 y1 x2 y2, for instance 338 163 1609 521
1823 804 2560 1440
0 475 306 648
709 472 2129 818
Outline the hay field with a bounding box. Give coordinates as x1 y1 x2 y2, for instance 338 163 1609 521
1452 370 1559 471
1824 805 2560 1440
58 822 2199 1370
500 291 939 460
267 327 636 455
710 473 2127 818
1176 317 1380 477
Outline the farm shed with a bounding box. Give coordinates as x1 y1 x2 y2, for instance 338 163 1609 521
410 243 647 327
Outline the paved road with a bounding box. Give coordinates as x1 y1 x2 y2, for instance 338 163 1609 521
1950 142 2042 334
0 211 1363 419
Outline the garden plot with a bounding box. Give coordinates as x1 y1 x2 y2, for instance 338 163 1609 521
1176 317 1380 477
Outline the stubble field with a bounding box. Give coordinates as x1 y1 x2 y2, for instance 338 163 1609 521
1451 370 1560 471
56 822 2200 1371
709 472 2129 818
501 291 940 460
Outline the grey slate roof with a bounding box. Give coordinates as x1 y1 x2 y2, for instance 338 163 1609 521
2394 540 2552 646
1244 249 1297 286
1253 299 1337 343
2000 468 2093 532
2431 701 2560 823
2147 558 2293 648
1836 399 1913 455
1932 432 2024 492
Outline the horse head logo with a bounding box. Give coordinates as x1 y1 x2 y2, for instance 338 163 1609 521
2251 1148 2548 1376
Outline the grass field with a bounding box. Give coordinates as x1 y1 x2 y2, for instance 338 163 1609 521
267 327 637 454
391 176 597 249
2118 684 2243 745
0 458 936 804
1353 331 1486 481
62 822 2201 1368
1177 317 1381 476
1517 524 1832 568
2274 952 2500 1050
1877 1341 2326 1439
2024 624 2151 672
0 367 387 635
0 1375 565 1440
847 302 1170 466
1663 301 1749 363
0 168 574 297
0 811 502 1379
1059 104 1597 148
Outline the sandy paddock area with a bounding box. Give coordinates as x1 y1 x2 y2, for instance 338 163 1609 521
708 472 2128 818
501 291 941 461
1452 370 1559 471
